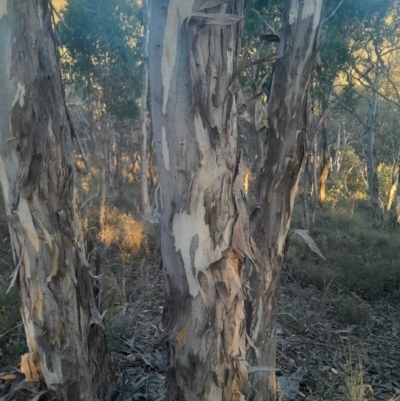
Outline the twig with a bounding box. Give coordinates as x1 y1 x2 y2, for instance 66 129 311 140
323 0 346 25
230 53 279 86
0 323 23 339
48 0 71 31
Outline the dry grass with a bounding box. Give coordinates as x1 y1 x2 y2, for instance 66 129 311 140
344 348 373 401
98 206 145 262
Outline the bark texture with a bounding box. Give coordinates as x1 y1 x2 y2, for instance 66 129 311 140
149 0 322 400
249 1 322 398
0 2 114 400
150 1 258 400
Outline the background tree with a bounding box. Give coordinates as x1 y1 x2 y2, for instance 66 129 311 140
325 0 400 225
60 0 143 222
240 0 282 175
139 0 153 217
0 1 114 399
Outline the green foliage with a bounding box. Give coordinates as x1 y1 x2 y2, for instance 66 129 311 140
59 0 142 121
0 289 27 361
288 204 400 302
0 195 27 363
377 163 394 205
242 0 281 94
340 84 359 112
328 148 368 204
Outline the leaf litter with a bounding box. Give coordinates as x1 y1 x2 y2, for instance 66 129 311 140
1 237 400 400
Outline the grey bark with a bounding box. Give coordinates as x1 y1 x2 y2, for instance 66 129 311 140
150 2 255 399
248 0 322 398
0 1 115 399
149 0 322 400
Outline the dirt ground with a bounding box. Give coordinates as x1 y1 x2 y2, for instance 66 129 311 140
1 238 400 401
110 260 400 401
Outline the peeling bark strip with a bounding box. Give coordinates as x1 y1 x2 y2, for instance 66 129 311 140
150 0 259 400
249 0 323 398
0 1 114 400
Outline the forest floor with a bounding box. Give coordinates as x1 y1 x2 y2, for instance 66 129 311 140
276 271 400 401
108 259 400 401
1 202 400 401
1 236 400 401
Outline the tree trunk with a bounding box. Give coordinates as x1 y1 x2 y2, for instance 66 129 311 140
368 70 380 226
390 150 400 226
387 158 398 213
150 1 253 398
318 113 330 206
303 99 316 232
387 179 397 213
312 133 319 199
149 1 322 401
150 1 258 399
140 0 153 217
332 122 341 178
100 165 107 229
0 2 114 400
392 170 400 226
248 1 322 398
302 156 315 232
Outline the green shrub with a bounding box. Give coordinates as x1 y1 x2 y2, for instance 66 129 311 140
288 203 400 302
0 289 27 362
338 297 370 326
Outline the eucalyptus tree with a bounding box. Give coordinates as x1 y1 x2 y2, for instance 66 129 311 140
60 0 143 213
305 0 374 210
339 0 400 224
0 1 114 399
149 1 322 400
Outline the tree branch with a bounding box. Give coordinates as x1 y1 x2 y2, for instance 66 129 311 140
323 0 345 25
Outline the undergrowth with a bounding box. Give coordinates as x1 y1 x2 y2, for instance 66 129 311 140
288 201 400 302
0 197 27 363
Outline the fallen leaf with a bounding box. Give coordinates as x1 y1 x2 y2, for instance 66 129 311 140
0 373 16 380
